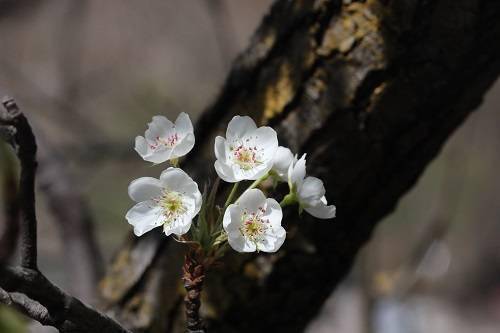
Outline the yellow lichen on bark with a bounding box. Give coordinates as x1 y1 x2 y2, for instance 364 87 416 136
262 62 295 122
317 0 382 57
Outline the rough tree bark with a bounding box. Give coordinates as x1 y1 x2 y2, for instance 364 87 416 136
99 0 500 332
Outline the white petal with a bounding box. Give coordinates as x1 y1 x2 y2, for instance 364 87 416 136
289 154 307 186
145 116 174 141
223 206 257 253
126 202 163 236
160 167 192 192
304 199 336 219
190 188 203 217
231 161 270 181
214 160 238 183
174 112 193 136
259 226 286 253
159 167 197 193
298 176 325 204
262 198 283 228
222 204 242 231
164 214 192 236
171 132 195 158
253 126 278 159
226 116 257 140
143 148 173 164
227 230 256 252
134 136 150 157
236 189 267 212
249 164 272 180
214 136 227 161
273 146 294 179
128 177 163 202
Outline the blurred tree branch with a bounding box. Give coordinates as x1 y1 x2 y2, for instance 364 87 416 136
0 97 130 332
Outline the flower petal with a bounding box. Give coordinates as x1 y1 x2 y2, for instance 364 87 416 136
164 214 192 236
259 226 286 253
226 116 257 140
145 116 174 141
227 230 256 252
289 154 307 186
223 204 242 231
263 198 283 228
134 136 150 157
214 136 227 161
304 197 336 219
160 167 195 192
214 160 238 183
128 177 163 202
125 202 163 236
171 132 195 158
253 126 278 158
273 146 294 179
143 148 173 164
298 176 325 204
236 188 267 212
174 112 193 136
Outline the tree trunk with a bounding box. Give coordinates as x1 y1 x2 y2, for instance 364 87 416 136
100 0 500 332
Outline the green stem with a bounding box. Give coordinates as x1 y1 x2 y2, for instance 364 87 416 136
223 182 240 208
170 158 179 167
235 173 269 202
213 182 240 231
280 193 297 207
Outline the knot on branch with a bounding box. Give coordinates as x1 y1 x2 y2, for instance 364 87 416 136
1 96 37 164
182 251 206 332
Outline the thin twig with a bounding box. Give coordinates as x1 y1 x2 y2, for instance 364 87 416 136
182 250 206 333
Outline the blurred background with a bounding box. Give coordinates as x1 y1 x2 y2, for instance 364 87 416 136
0 1 499 332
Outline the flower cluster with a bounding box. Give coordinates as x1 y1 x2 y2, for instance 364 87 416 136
126 114 335 254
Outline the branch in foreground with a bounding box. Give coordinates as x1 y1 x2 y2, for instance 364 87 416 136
1 96 37 269
0 143 20 262
0 97 131 332
0 266 130 332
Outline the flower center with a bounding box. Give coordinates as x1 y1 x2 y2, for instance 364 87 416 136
232 145 260 170
155 190 186 224
150 133 180 150
240 208 269 244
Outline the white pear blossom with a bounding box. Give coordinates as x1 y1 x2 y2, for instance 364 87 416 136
214 116 278 182
223 189 285 252
271 146 294 181
126 167 202 237
288 154 336 219
135 113 195 164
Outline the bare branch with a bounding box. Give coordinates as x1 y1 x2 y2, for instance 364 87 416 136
0 97 131 332
0 144 20 262
0 266 130 333
0 288 55 326
1 96 37 269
